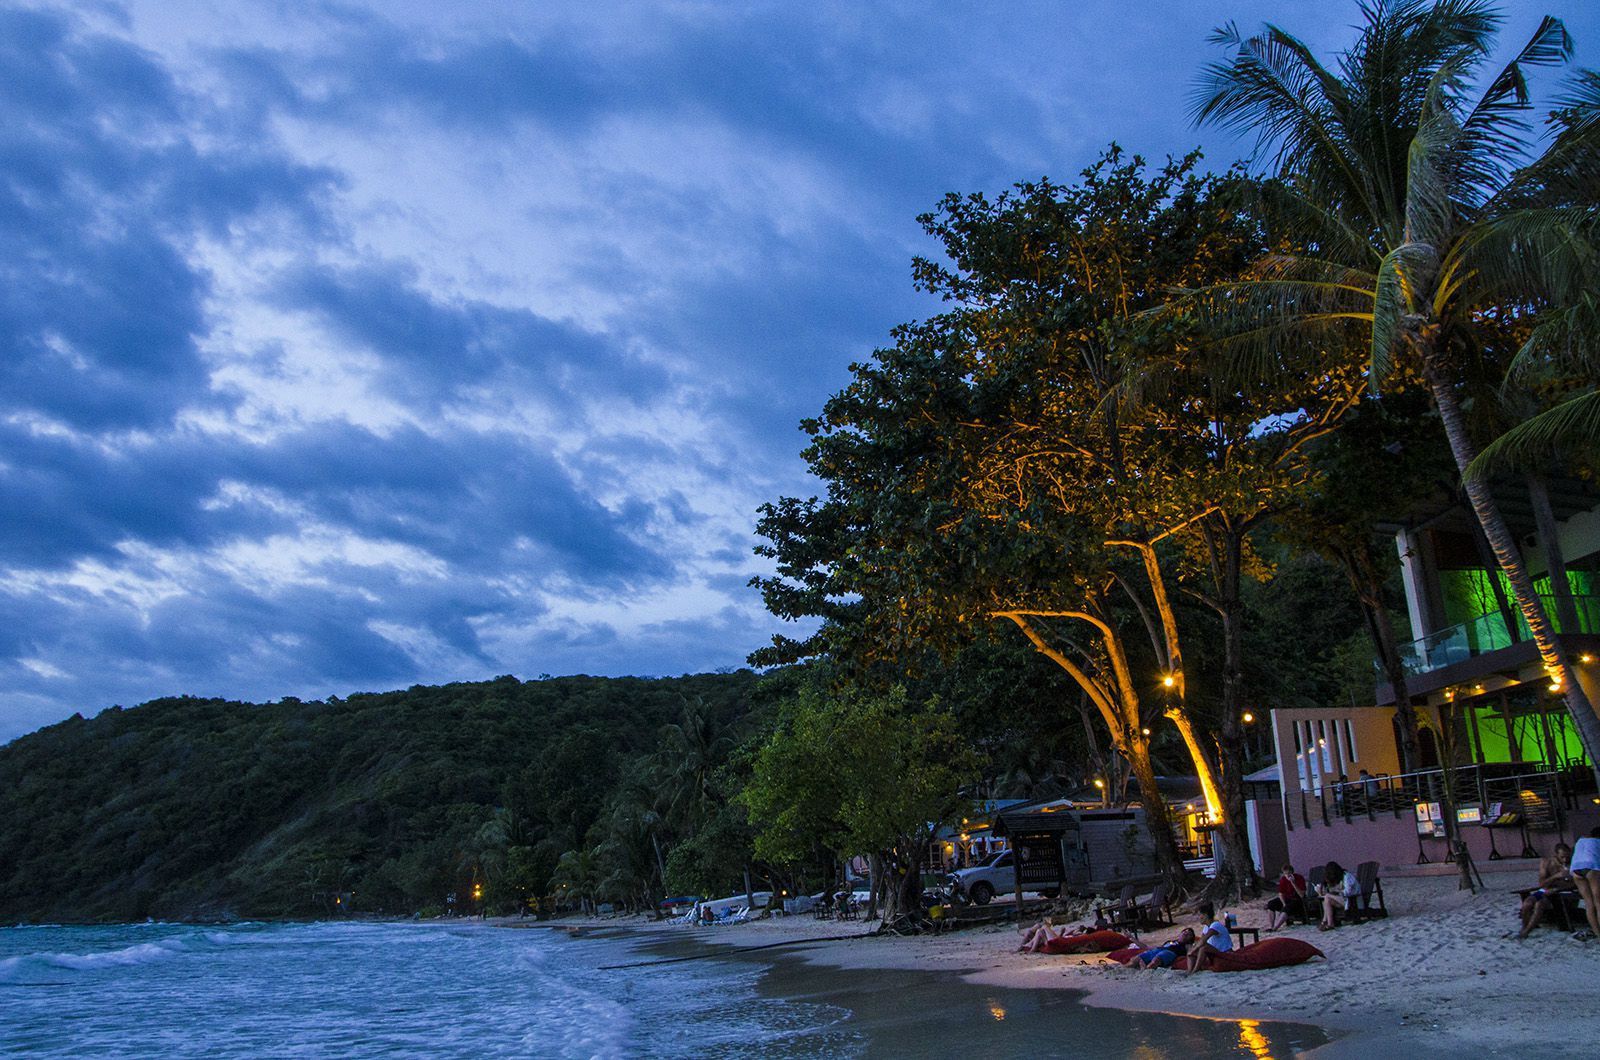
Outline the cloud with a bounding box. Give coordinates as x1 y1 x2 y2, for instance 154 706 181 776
4 0 1596 742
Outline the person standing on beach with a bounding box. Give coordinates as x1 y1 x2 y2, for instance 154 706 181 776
1569 827 1600 940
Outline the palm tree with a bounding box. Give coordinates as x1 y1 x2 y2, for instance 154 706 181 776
1190 0 1600 774
654 698 735 830
1468 69 1600 476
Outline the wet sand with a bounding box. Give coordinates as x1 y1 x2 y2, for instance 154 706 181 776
581 924 1330 1057
538 871 1599 1058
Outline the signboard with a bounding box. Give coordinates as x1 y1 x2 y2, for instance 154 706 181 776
1414 801 1445 837
1456 804 1482 825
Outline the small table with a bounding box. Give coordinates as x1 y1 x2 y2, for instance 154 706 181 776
1231 926 1261 946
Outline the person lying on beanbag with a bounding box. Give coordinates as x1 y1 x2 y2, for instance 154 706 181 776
1128 928 1197 969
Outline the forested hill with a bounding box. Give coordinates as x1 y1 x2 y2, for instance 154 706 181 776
0 671 761 923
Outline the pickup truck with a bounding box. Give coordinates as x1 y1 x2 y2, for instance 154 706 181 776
946 850 1060 906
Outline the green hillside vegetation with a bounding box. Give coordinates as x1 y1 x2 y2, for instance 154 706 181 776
0 672 760 922
0 545 1378 925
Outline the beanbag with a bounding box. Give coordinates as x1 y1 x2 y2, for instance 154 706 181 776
1181 937 1324 972
1104 945 1147 965
1040 929 1133 954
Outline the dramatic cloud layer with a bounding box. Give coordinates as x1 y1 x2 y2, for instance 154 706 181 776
2 0 1593 741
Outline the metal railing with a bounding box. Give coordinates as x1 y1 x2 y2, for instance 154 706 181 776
1287 761 1593 831
1387 593 1599 677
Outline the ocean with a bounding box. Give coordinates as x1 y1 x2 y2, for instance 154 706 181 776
0 920 1327 1057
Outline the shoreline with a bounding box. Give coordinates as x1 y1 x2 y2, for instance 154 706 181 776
539 872 1596 1058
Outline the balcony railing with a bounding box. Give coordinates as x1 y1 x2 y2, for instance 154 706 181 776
1287 760 1595 831
1388 593 1600 677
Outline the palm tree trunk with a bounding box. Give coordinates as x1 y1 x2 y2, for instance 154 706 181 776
1527 473 1581 635
1424 359 1600 785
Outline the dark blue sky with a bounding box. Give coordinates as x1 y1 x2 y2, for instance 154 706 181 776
2 0 1595 741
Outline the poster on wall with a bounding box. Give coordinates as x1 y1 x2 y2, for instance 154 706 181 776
1414 801 1445 837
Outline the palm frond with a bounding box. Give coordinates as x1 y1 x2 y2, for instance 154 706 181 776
1465 388 1600 479
1454 17 1571 205
1193 22 1379 226
1502 293 1600 385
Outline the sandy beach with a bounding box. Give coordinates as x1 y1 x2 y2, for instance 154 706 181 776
551 871 1599 1058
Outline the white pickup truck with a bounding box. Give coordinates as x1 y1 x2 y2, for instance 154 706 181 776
946 850 1060 906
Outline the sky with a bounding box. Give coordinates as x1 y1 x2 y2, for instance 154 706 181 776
2 0 1596 743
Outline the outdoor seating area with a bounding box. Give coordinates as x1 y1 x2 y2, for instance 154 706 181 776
1103 880 1174 936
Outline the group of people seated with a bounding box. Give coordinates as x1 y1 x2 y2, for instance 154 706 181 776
1126 901 1236 972
1263 862 1360 931
1517 826 1600 940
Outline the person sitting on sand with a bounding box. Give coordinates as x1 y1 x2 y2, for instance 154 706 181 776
1018 919 1059 952
1185 902 1234 974
1569 826 1600 940
1265 864 1309 931
1517 843 1574 940
1129 927 1197 970
1317 861 1359 930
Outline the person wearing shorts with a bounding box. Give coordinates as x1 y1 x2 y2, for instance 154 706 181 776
1129 928 1196 969
1569 827 1600 939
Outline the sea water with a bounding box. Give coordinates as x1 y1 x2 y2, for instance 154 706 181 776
0 921 1327 1057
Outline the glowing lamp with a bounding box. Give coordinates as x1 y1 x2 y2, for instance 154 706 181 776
1162 674 1176 689
1242 712 1254 723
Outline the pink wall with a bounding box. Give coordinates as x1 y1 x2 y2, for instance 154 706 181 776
1285 804 1600 873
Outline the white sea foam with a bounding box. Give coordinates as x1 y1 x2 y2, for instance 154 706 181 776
0 921 860 1058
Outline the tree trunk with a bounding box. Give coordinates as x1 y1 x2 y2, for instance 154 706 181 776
1466 499 1523 645
1125 737 1188 890
1430 701 1477 893
1527 473 1581 635
1210 524 1258 899
1343 543 1422 773
1424 357 1600 787
999 613 1191 882
650 832 668 895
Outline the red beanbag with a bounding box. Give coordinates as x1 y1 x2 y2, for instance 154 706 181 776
1040 929 1134 954
1182 937 1325 972
1104 945 1147 965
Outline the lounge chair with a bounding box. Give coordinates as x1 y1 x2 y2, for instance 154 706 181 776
1133 881 1173 929
1104 883 1140 934
1348 861 1387 922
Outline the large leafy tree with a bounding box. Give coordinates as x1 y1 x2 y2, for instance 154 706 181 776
740 683 978 928
1192 0 1600 771
755 152 1348 894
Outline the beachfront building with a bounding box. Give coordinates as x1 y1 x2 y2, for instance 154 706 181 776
1268 486 1600 873
945 781 1212 879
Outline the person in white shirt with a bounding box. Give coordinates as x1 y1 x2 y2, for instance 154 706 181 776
1186 901 1234 973
1317 861 1360 929
1569 826 1600 939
